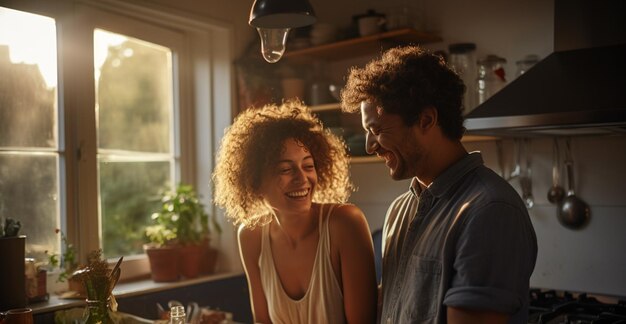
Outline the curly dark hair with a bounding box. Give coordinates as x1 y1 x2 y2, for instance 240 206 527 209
341 46 466 140
212 100 353 227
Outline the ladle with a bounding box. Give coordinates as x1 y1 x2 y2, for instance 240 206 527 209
547 138 565 204
519 138 534 208
557 138 590 229
508 138 522 181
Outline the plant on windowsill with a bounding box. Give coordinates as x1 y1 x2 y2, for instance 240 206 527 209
144 183 221 282
46 229 84 295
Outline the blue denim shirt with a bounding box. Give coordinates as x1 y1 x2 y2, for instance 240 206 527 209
380 152 537 324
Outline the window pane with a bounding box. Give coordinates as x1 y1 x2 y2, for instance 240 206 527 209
95 29 173 153
0 7 60 263
0 7 57 148
94 29 176 259
0 152 59 260
99 160 170 258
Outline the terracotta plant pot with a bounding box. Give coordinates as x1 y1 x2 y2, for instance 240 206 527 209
179 244 203 279
144 244 180 282
200 245 219 275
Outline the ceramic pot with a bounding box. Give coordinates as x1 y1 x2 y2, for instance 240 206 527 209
178 244 202 279
200 244 219 275
144 244 180 282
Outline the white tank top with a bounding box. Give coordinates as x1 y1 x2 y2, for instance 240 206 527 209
259 204 346 324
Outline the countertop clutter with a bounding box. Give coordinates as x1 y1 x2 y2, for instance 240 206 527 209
53 302 237 324
26 272 251 323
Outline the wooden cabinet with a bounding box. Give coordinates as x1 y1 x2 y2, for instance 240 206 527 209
281 28 492 162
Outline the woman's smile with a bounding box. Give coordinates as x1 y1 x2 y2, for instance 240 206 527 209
286 188 310 198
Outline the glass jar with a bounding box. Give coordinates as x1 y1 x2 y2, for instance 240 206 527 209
84 298 114 324
477 54 507 105
170 306 186 324
308 62 333 105
80 267 115 324
515 54 540 77
448 43 477 114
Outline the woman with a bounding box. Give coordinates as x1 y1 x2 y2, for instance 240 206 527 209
213 101 377 324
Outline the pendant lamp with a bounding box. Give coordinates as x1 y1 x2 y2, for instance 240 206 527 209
249 0 316 63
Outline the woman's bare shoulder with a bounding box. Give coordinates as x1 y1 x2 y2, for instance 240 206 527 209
327 203 369 232
237 224 264 255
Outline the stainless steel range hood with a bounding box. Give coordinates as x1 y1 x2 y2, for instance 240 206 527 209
464 0 626 137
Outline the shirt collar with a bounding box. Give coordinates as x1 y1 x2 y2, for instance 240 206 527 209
409 151 484 198
409 177 424 197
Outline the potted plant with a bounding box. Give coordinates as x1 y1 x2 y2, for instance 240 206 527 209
46 229 83 294
144 183 221 281
144 213 179 282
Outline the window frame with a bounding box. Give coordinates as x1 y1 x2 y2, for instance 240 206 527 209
2 0 235 280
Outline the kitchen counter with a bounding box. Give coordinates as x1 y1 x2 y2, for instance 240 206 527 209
29 271 252 323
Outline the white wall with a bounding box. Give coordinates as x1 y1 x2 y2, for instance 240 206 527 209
465 137 626 298
141 0 256 58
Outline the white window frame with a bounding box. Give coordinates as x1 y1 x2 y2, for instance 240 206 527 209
3 0 236 280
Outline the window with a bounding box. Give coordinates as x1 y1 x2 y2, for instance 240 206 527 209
0 0 233 278
0 6 60 263
95 29 177 258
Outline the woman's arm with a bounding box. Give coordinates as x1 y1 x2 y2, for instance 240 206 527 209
331 205 378 324
238 225 272 324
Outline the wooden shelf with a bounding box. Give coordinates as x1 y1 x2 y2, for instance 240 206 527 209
283 28 442 62
461 135 498 142
350 155 381 164
310 102 341 112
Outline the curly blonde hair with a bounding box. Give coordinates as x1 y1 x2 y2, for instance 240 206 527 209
212 100 353 228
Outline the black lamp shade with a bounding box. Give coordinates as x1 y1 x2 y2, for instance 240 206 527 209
249 0 316 29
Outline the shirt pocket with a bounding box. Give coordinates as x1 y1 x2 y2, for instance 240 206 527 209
401 256 442 323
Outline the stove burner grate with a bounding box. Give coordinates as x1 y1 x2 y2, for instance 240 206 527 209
528 289 626 324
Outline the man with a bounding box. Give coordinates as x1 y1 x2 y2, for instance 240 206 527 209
341 46 537 324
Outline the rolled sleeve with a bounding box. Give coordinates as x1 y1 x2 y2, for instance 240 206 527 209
444 286 522 314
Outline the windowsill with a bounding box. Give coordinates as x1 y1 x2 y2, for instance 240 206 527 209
29 271 244 315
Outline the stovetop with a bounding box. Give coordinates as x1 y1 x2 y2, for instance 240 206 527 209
529 289 626 324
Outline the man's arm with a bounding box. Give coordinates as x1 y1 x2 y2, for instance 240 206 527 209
447 306 509 324
444 201 536 323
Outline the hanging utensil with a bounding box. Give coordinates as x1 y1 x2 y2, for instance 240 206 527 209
547 137 565 204
507 138 522 181
495 139 506 178
519 138 534 208
557 138 591 229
